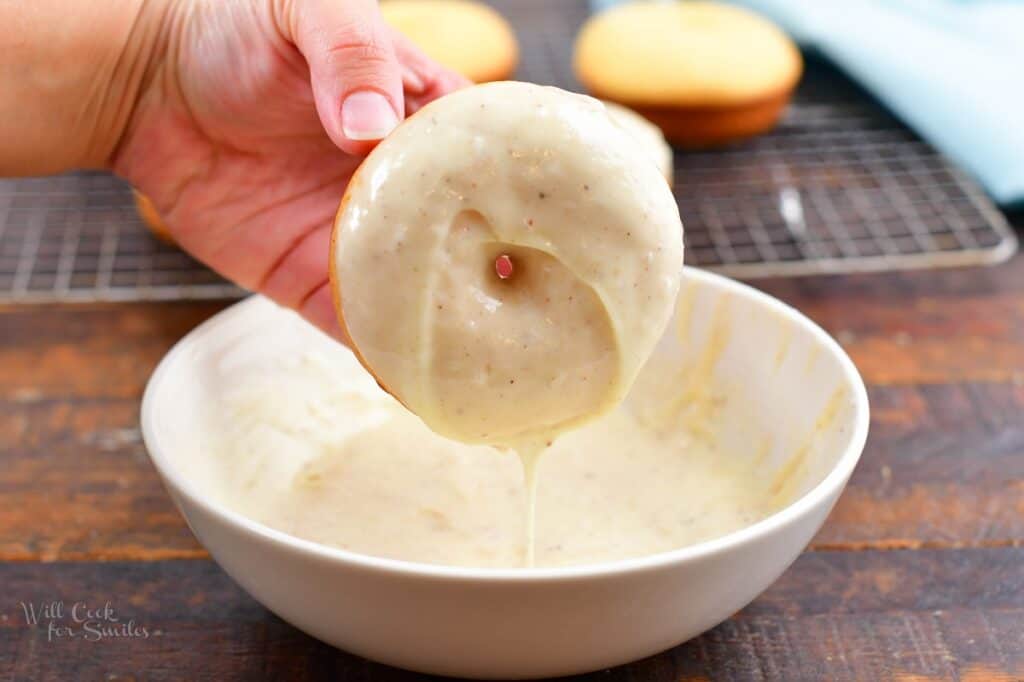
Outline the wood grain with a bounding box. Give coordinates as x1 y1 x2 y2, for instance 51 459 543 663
3 259 1024 560
781 295 1024 385
0 302 225 400
2 549 1022 681
3 294 1023 393
2 378 1023 561
0 398 203 562
816 381 1024 550
1 215 1022 677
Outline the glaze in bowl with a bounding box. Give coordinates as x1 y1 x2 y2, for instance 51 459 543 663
141 267 869 679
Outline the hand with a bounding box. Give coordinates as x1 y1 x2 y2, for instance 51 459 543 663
114 0 469 337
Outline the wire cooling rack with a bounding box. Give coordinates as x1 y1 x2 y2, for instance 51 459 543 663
510 0 1017 276
0 174 241 302
0 1 1016 303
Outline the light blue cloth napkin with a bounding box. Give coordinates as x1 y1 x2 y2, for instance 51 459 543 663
589 0 1024 207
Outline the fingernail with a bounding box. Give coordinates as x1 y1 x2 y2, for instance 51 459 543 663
342 90 399 141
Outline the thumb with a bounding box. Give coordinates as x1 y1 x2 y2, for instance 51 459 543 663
279 0 404 154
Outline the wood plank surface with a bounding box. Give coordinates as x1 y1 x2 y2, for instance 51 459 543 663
2 213 1022 678
1 549 1022 681
0 303 224 401
3 287 1024 398
3 258 1024 560
2 379 1023 561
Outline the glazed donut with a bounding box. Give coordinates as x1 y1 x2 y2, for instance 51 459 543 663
331 82 683 446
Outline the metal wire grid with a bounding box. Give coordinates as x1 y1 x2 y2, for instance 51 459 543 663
507 0 1016 277
0 173 242 302
0 1 1016 304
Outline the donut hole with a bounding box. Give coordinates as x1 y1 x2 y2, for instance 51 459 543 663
494 254 515 280
426 229 619 442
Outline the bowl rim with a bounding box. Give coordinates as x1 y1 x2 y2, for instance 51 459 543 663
141 266 869 584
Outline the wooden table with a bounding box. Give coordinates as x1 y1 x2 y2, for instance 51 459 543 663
2 214 1022 681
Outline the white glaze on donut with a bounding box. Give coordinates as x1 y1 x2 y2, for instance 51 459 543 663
602 101 674 183
332 82 683 446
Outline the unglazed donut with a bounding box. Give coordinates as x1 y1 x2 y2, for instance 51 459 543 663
574 1 802 148
331 82 683 447
133 190 175 244
381 0 518 83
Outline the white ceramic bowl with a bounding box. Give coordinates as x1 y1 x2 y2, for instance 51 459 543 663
141 267 868 679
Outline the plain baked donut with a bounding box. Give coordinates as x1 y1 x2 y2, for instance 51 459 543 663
133 190 175 244
331 82 683 446
381 0 518 83
574 1 802 148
